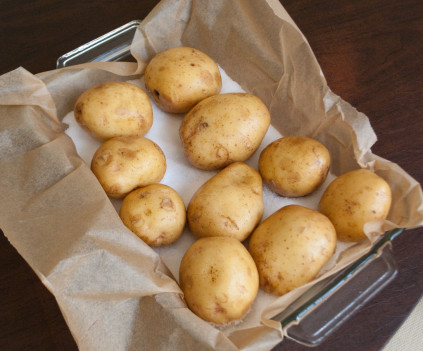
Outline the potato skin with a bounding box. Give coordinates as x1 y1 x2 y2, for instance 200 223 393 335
74 81 153 140
318 168 392 242
179 236 259 324
91 135 166 198
120 184 186 246
144 46 222 113
249 205 337 296
259 136 331 197
180 93 271 170
187 162 263 242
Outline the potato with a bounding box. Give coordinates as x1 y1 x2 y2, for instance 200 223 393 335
318 168 392 242
144 46 222 113
249 205 337 296
187 162 263 241
179 236 259 324
74 81 153 140
259 136 331 197
120 184 186 246
91 135 166 198
180 93 271 170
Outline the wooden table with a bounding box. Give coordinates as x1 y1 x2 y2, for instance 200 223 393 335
1 1 421 350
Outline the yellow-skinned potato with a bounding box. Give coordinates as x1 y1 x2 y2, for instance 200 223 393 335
180 93 271 170
249 205 337 296
187 162 263 242
120 184 186 246
259 136 331 197
318 168 392 242
179 236 259 325
91 135 166 198
74 81 153 140
144 46 222 113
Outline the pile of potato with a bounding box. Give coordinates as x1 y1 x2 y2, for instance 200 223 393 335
73 46 392 325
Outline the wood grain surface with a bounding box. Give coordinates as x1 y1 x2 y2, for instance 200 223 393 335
0 1 422 350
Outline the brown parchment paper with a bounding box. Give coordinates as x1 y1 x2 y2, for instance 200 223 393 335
1 0 422 350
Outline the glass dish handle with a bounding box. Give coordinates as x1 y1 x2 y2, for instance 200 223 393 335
274 228 403 347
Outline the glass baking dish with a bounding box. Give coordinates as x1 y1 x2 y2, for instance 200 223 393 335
56 21 404 347
56 20 141 66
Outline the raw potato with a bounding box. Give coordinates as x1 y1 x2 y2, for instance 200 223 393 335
259 136 331 197
144 46 222 113
179 236 259 325
74 81 153 140
318 168 392 242
249 205 337 296
91 135 166 198
180 93 271 170
120 184 186 246
187 162 263 241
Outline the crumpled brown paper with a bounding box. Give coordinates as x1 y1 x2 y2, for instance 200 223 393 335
1 0 422 350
